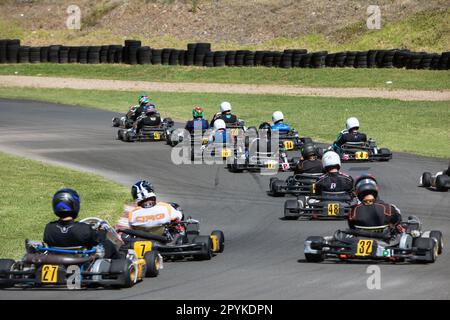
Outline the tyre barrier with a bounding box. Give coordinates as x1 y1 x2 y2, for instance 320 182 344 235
0 39 448 69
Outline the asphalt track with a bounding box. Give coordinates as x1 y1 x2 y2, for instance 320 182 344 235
0 98 449 300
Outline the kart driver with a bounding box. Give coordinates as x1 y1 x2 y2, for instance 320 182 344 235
294 143 323 174
271 111 292 135
314 151 353 194
332 117 367 153
185 106 210 134
134 104 161 134
43 188 120 258
210 101 240 127
127 181 184 232
348 174 403 234
208 119 231 144
127 95 152 123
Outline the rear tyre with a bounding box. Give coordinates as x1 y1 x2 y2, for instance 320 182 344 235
304 236 324 262
144 251 160 277
430 231 444 254
210 230 225 253
193 236 212 260
109 259 136 288
415 237 437 263
112 117 121 127
421 172 432 187
435 175 450 191
284 199 300 220
271 180 285 197
0 259 15 288
379 148 392 160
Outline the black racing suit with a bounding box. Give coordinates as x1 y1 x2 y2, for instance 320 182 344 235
314 171 354 194
294 159 324 175
210 113 239 127
135 113 162 133
333 131 367 152
43 220 120 259
348 200 402 231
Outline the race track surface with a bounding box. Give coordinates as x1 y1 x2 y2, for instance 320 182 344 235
0 98 449 300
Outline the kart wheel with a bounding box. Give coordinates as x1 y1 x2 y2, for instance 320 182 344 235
430 231 444 255
284 199 300 220
305 236 325 262
379 148 392 160
112 117 120 127
421 172 433 187
193 236 212 261
210 230 225 253
435 175 450 192
109 259 136 288
414 237 437 263
117 130 124 141
144 251 161 278
0 259 15 288
271 179 285 197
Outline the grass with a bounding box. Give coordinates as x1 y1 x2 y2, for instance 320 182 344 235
0 152 130 259
0 87 448 158
1 64 449 90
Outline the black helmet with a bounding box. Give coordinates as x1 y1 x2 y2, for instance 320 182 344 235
355 174 379 201
302 143 316 158
259 122 271 130
52 188 80 219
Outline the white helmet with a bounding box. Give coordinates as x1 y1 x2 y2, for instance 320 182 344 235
322 151 341 169
272 111 284 123
220 101 232 113
346 117 360 130
214 119 226 130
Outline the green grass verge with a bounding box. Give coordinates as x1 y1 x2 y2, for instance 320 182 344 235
0 87 448 158
0 152 129 259
1 64 449 90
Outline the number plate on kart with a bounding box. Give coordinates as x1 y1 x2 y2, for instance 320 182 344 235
153 132 161 140
201 137 209 145
283 140 294 150
134 241 152 259
355 151 369 160
230 128 239 136
327 203 340 216
221 148 232 158
41 265 59 283
266 160 277 169
355 240 374 257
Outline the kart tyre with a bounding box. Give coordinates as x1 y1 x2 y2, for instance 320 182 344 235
430 231 444 254
211 230 225 253
193 236 212 261
414 237 437 263
117 130 124 141
305 236 324 262
301 137 313 145
421 172 432 187
284 199 300 220
0 259 15 288
379 148 392 160
109 259 136 288
271 179 285 197
112 117 121 127
144 251 161 277
435 174 450 192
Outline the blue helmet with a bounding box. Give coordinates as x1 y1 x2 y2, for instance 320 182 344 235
52 188 80 219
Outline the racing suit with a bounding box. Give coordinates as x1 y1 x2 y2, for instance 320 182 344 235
271 122 292 135
314 171 354 194
127 202 184 231
332 130 367 152
294 159 324 174
348 199 402 232
210 113 239 127
185 118 209 134
43 220 120 258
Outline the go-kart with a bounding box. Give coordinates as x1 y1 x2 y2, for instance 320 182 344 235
338 139 392 162
0 218 162 289
269 173 322 197
117 117 174 142
117 218 224 262
420 170 450 192
304 216 443 263
283 191 355 220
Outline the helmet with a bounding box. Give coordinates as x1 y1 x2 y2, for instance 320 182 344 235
144 104 157 114
322 151 341 170
220 101 231 113
52 188 80 219
346 117 360 131
214 119 226 130
259 122 271 130
355 174 379 201
302 143 316 158
139 95 151 106
272 111 284 123
131 180 156 205
192 106 204 119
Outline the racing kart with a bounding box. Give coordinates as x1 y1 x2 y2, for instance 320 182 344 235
304 216 443 263
420 171 450 192
117 117 174 142
0 218 162 289
283 191 355 220
269 173 322 197
117 218 225 262
338 139 392 162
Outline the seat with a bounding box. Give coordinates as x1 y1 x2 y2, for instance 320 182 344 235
23 253 94 265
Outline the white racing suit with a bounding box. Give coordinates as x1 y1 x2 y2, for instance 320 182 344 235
127 202 183 231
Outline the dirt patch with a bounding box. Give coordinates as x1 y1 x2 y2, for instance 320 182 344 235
1 75 449 101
